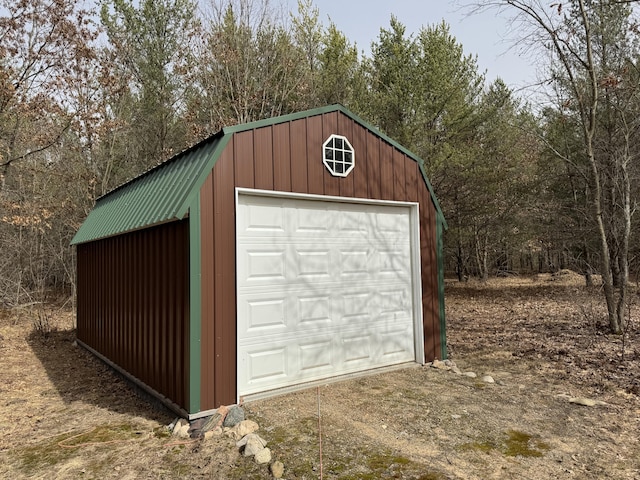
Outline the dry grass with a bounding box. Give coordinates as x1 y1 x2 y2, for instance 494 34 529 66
1 274 638 479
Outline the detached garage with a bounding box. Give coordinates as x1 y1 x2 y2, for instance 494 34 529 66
71 104 446 419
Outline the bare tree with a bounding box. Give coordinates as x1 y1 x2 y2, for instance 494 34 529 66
471 0 638 333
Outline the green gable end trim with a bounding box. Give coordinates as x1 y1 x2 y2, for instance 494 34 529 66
72 104 446 246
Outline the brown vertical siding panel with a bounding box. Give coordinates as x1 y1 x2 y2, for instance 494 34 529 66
118 236 124 367
200 172 216 410
159 231 168 396
123 235 130 374
76 246 85 343
322 113 340 196
98 242 105 355
338 116 355 197
393 151 407 201
379 142 394 200
136 232 145 381
104 240 111 356
110 238 117 359
234 131 254 189
352 123 368 199
420 185 436 361
117 236 124 368
273 122 292 192
430 209 442 358
405 160 419 203
290 119 308 193
97 242 103 353
142 232 151 388
306 116 325 195
254 127 274 190
149 229 156 382
213 150 237 408
172 225 180 402
156 228 164 394
165 224 181 398
176 221 189 405
75 221 190 411
151 233 159 393
367 138 381 199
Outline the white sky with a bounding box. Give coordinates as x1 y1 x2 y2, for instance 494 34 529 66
284 0 539 95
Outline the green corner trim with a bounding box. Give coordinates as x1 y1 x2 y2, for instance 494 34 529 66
437 214 447 359
188 196 202 413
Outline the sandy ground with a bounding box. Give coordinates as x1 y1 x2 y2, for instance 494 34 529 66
0 272 638 479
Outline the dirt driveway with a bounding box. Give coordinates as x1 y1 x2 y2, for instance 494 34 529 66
1 273 639 479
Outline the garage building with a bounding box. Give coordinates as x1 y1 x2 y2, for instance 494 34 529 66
71 104 446 419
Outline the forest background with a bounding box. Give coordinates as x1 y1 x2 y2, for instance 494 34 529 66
1 0 639 334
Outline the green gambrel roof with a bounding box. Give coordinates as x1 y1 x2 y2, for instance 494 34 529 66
71 104 445 245
71 134 227 245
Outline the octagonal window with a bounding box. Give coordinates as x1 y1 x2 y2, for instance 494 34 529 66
323 134 355 177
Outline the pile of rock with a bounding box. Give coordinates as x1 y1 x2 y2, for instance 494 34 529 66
427 359 494 383
169 405 285 478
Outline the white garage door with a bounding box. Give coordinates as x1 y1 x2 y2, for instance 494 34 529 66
236 192 423 398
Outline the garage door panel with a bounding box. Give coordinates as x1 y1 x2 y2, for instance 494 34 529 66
299 339 334 372
243 297 287 331
294 249 331 278
239 200 286 233
294 206 332 234
379 327 415 357
342 334 373 364
237 194 420 397
241 249 287 283
298 294 332 325
246 347 288 383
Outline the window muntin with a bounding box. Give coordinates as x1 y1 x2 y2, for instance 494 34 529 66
323 134 355 177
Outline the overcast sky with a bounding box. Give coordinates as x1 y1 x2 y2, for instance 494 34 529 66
283 0 539 94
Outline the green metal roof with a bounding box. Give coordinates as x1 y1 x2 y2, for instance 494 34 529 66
71 134 226 245
72 104 445 245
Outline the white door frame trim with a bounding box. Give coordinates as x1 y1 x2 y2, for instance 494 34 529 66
234 188 425 401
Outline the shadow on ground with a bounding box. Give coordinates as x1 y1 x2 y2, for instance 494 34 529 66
27 327 173 423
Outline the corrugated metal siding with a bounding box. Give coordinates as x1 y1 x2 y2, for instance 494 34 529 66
71 137 222 245
76 220 190 409
198 110 443 410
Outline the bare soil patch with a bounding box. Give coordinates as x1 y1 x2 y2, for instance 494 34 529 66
1 274 639 479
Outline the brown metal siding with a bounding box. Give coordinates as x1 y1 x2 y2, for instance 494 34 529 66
273 122 292 192
338 113 355 198
307 116 325 195
197 111 442 410
76 220 190 409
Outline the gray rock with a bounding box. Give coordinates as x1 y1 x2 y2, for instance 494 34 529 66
270 460 285 478
254 447 272 464
238 433 268 457
481 375 495 383
223 405 245 427
202 412 224 431
462 371 477 378
451 366 462 375
235 420 259 438
444 359 456 368
432 359 450 370
569 397 606 407
172 418 190 438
